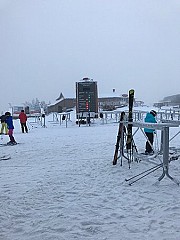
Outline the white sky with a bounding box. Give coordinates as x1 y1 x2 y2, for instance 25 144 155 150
0 0 180 112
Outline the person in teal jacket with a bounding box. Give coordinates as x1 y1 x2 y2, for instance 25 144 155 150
144 110 157 154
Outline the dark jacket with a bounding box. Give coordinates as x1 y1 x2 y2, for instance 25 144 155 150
5 116 14 129
0 115 7 123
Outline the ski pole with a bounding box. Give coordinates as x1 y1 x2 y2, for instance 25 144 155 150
27 121 34 130
128 165 162 186
125 163 162 182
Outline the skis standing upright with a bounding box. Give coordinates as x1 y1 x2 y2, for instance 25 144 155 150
126 89 135 152
113 111 126 165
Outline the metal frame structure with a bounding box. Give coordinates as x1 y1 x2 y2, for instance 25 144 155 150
115 121 180 185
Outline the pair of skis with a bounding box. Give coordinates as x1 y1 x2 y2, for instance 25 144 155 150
0 154 11 161
113 89 134 165
113 111 126 165
0 142 20 147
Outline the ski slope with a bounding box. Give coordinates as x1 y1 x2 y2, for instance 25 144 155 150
0 107 180 240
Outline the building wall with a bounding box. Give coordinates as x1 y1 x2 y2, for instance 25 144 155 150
48 96 131 113
47 99 76 114
98 97 128 110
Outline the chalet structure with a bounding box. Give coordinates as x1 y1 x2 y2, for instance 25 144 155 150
47 93 76 114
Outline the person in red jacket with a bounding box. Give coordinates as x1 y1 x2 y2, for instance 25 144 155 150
19 110 28 133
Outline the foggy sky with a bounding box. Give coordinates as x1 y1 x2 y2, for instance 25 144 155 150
0 0 180 112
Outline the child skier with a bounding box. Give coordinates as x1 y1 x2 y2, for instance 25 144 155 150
5 112 17 145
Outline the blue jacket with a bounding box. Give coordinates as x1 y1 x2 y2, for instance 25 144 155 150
144 112 157 133
5 116 14 129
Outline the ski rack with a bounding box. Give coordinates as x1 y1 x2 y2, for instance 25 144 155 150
117 121 180 185
50 112 71 128
113 120 139 168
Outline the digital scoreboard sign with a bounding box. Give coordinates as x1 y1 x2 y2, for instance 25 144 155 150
76 79 98 115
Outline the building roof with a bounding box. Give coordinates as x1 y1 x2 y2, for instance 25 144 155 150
56 92 64 101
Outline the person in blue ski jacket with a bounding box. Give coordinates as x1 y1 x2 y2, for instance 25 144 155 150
5 112 17 145
144 110 157 154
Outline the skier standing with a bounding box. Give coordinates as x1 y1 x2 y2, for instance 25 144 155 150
144 110 157 155
19 110 28 133
5 112 17 145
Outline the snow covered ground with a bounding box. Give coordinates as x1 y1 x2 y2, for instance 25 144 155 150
1 108 180 240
